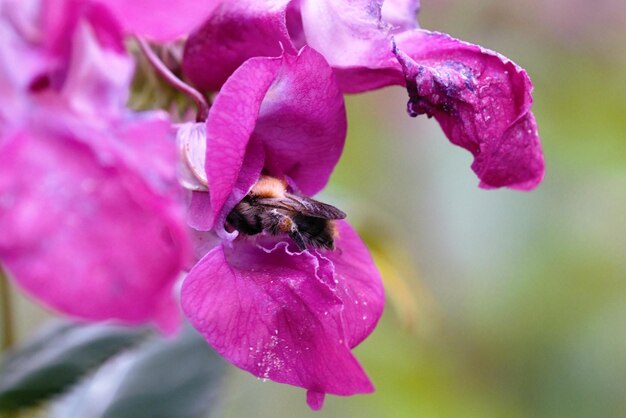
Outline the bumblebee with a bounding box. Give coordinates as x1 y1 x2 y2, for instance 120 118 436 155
226 176 346 251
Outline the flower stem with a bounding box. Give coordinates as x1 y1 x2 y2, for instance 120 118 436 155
0 267 15 351
136 37 209 122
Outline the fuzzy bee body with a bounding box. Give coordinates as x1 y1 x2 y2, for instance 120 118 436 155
226 176 346 251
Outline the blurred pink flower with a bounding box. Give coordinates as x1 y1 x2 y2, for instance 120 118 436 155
99 0 222 41
0 0 189 332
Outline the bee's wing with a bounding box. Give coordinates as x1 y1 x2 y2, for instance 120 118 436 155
255 195 346 220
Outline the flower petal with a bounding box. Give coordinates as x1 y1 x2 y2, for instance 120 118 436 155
382 0 421 32
203 56 279 227
61 19 133 117
393 30 545 189
98 0 221 42
0 114 188 333
1 0 132 117
181 0 416 94
322 221 385 347
176 122 208 192
307 390 326 410
39 0 127 76
182 0 294 91
0 6 38 127
181 221 382 406
297 0 403 93
331 42 403 94
0 0 189 333
299 0 387 68
253 48 347 196
205 47 346 228
187 192 214 231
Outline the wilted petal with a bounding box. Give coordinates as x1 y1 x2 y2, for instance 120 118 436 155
393 30 545 189
181 221 382 406
183 0 294 91
205 47 346 228
0 115 188 333
99 0 221 42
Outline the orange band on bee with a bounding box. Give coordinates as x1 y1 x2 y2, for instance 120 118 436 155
250 175 287 198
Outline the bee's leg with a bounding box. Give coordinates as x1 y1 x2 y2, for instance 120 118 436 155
268 210 307 251
288 230 307 252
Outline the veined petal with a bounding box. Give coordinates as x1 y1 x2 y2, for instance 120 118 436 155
187 192 214 232
203 56 279 229
393 30 545 189
181 221 382 408
254 48 347 196
205 47 346 228
0 113 189 333
183 0 294 92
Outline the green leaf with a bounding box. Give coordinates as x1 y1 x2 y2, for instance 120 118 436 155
0 320 147 412
50 325 227 418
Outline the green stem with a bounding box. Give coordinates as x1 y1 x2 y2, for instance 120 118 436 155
136 37 209 122
0 267 15 350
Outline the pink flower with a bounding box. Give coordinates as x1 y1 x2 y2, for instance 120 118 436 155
0 0 544 410
0 0 189 332
181 0 545 190
175 44 384 408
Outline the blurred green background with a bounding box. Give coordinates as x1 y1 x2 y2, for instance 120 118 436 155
3 0 625 417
